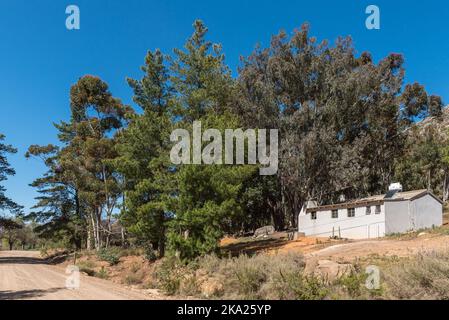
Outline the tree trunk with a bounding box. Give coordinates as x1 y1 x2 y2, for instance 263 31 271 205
158 237 165 258
121 227 126 247
443 171 448 203
87 220 92 251
95 206 102 250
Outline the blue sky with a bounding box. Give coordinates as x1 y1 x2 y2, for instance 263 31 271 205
1 0 449 212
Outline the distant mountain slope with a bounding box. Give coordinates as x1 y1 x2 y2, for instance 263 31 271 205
411 106 449 136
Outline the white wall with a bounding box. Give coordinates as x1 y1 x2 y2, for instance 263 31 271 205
379 195 442 235
298 205 385 239
410 194 442 230
384 200 410 234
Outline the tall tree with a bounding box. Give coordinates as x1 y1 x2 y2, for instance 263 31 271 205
26 144 84 249
0 134 22 219
170 20 234 121
28 76 130 251
165 21 256 259
115 49 175 257
66 75 131 250
235 24 442 227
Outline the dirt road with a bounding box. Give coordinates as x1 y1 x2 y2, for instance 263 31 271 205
0 251 157 300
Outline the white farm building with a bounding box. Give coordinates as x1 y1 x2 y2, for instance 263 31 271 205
298 187 443 239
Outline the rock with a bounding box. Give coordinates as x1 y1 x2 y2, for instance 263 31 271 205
305 259 354 282
200 277 223 298
418 232 427 237
254 226 275 238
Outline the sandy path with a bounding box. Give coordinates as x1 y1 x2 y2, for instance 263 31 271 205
0 251 159 300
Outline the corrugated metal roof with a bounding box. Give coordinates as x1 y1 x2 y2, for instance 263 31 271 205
306 189 441 213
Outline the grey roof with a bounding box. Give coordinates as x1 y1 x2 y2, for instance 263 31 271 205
306 189 442 213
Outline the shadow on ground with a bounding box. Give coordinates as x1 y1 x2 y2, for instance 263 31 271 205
0 257 43 265
222 238 289 256
0 288 64 300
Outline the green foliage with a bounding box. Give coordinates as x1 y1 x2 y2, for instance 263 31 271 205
154 252 335 300
116 50 174 257
395 125 447 197
77 260 97 276
0 134 22 217
144 246 158 262
271 271 329 300
97 247 122 266
155 255 184 295
23 19 448 263
96 267 109 279
235 24 445 227
27 75 130 251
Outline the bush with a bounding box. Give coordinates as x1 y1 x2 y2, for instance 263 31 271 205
77 261 96 277
96 267 109 279
97 247 122 266
155 255 185 295
268 270 329 300
384 251 449 299
125 271 145 285
156 251 383 300
145 246 158 262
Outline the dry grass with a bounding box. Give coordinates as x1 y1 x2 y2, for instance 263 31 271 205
58 242 449 300
384 250 449 299
153 252 376 300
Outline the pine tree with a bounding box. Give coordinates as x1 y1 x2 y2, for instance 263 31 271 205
0 134 21 218
165 22 255 258
115 50 175 257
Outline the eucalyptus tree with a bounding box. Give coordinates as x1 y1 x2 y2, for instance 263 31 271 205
236 23 443 227
28 76 131 250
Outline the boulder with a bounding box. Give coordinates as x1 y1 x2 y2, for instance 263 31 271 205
305 259 354 282
254 226 275 238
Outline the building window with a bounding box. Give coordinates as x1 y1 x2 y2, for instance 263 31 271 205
347 208 355 217
332 209 338 219
311 212 317 220
366 206 371 215
375 205 381 214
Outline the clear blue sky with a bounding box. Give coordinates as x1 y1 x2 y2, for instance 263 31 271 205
1 0 448 213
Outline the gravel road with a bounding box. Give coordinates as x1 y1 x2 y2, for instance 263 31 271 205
0 250 154 300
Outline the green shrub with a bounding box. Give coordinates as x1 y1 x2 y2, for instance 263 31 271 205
269 270 329 300
125 271 145 285
335 272 367 299
196 252 308 299
97 247 122 266
96 267 109 279
145 246 158 262
155 255 184 295
78 265 96 276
